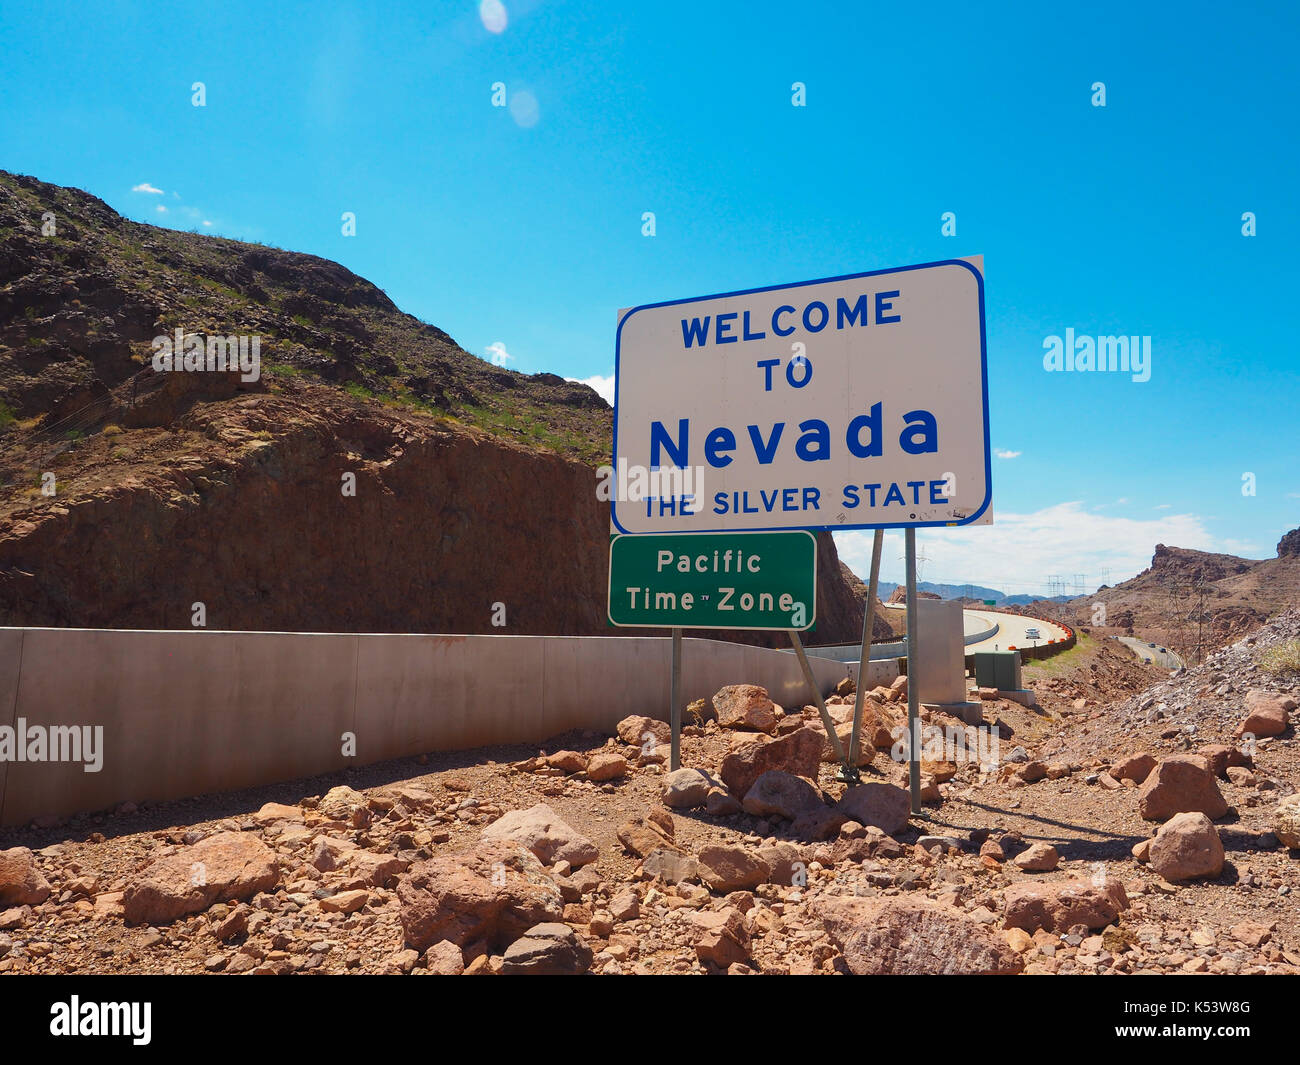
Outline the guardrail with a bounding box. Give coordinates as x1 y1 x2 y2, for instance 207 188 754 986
1004 621 1077 662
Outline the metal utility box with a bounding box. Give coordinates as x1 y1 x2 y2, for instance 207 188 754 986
974 650 1022 691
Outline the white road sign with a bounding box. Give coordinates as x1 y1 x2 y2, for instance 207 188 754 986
612 257 991 534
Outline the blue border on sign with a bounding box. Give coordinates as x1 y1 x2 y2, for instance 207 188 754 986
610 258 992 535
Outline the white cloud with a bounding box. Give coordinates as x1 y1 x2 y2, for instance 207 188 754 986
483 342 513 367
155 205 167 214
834 501 1251 597
132 183 164 195
1154 503 1171 509
566 373 615 406
202 220 212 227
994 449 1021 459
479 0 507 33
510 89 540 128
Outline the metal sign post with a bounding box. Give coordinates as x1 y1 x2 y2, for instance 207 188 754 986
670 627 682 771
905 527 922 816
842 528 884 783
609 529 819 776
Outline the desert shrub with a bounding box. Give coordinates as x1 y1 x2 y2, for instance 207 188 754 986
1260 641 1300 678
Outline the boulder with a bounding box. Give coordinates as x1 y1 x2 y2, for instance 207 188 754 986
755 841 808 887
1236 691 1291 738
1002 879 1129 933
320 888 370 914
1148 812 1225 882
546 750 588 774
922 759 959 783
697 845 770 893
719 726 824 797
1110 753 1156 784
480 803 599 867
252 802 303 824
345 850 410 888
834 782 910 836
816 897 1022 975
383 786 441 815
686 908 750 967
1273 793 1300 850
311 835 356 872
586 752 628 782
790 806 849 841
0 847 51 907
319 785 370 827
713 684 778 733
1137 755 1229 821
501 922 593 974
741 770 824 821
660 768 713 810
705 788 743 816
122 833 279 925
642 848 699 884
397 839 563 951
617 818 677 858
424 940 466 975
1197 743 1252 779
615 715 671 750
1012 842 1059 872
810 720 876 766
855 696 903 749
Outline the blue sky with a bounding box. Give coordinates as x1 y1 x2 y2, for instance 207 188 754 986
2 0 1297 593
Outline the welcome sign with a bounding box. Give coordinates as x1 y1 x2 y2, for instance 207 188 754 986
612 258 991 534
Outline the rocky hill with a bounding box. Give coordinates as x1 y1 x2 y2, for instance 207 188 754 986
0 171 866 641
835 562 895 640
1065 532 1300 660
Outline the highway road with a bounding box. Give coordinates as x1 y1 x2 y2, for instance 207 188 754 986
1118 636 1184 670
879 603 1071 653
962 608 1069 653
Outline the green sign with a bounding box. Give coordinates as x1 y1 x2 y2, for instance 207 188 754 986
608 530 817 630
983 599 997 606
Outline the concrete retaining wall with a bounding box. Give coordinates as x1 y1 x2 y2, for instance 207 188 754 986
0 627 849 826
807 613 997 665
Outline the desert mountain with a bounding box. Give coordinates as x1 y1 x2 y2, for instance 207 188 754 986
0 171 866 642
1065 531 1300 659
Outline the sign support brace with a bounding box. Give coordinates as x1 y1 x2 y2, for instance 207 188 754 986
789 628 850 769
840 528 884 784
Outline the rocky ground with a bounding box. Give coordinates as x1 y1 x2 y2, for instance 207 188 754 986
1 616 1298 976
